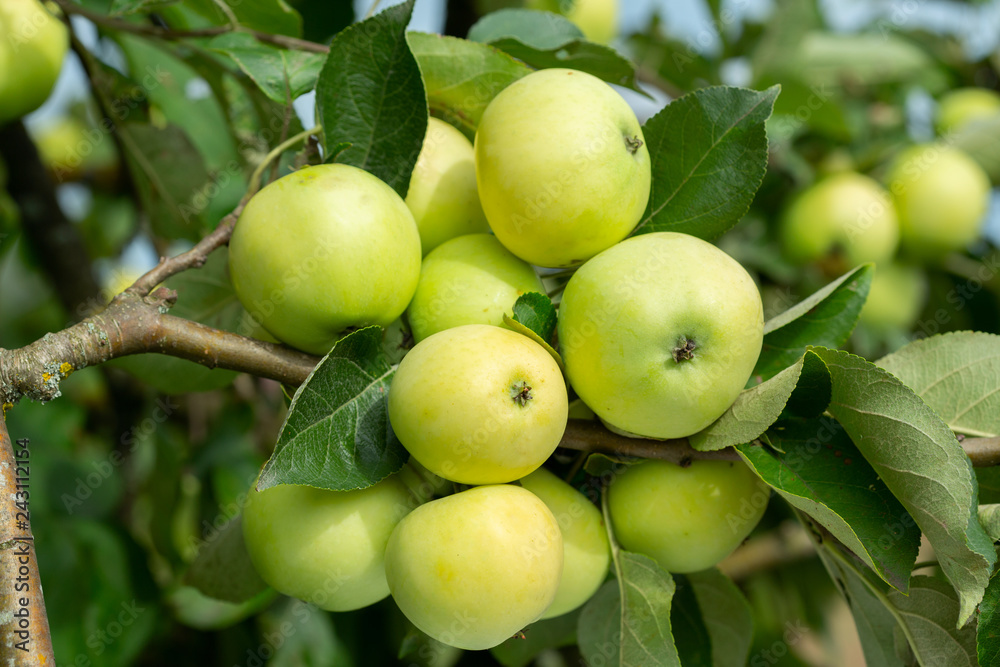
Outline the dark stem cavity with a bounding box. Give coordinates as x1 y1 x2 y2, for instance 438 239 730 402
510 381 533 407
672 337 697 363
624 135 644 155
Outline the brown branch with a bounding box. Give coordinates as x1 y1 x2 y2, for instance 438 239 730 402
130 206 241 295
0 288 317 405
0 121 101 317
55 0 331 53
0 414 55 664
962 436 1000 467
558 419 742 463
560 420 1000 468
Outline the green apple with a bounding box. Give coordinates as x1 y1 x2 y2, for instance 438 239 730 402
229 164 421 355
475 68 650 268
608 459 769 573
33 115 119 185
936 88 1000 135
526 0 619 44
779 171 899 268
886 144 991 258
518 467 610 618
859 262 926 332
389 324 568 484
405 117 491 255
0 0 68 124
384 484 563 650
558 232 764 439
406 233 544 342
241 473 415 612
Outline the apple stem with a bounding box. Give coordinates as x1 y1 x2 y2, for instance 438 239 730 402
510 381 533 407
672 337 697 363
624 135 644 155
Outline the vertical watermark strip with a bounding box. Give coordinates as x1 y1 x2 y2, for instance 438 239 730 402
0 415 55 664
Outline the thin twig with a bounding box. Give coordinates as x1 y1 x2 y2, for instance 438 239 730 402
55 0 331 53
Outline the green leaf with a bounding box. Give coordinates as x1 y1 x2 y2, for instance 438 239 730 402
812 347 996 625
256 327 407 492
979 571 1000 667
686 569 754 667
510 291 557 345
467 9 642 93
876 331 1000 438
119 122 213 240
670 575 712 666
888 576 978 666
978 504 1000 542
185 0 302 37
491 611 579 667
210 33 324 104
627 20 719 93
740 418 919 591
503 314 565 373
406 32 530 137
110 0 178 15
815 545 906 667
315 0 427 198
754 265 873 382
690 351 830 452
633 85 778 240
578 551 681 666
182 515 268 603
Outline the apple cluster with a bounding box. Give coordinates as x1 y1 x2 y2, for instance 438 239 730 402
237 68 770 650
778 88 995 333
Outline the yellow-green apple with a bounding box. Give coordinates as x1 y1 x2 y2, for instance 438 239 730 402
406 233 544 342
779 171 899 269
388 324 568 484
859 262 927 332
405 117 491 255
936 88 1000 135
475 68 650 268
384 484 563 650
518 466 609 618
558 232 763 439
33 115 119 185
608 459 769 573
0 0 68 124
241 473 415 612
229 164 421 355
886 144 991 258
525 0 619 44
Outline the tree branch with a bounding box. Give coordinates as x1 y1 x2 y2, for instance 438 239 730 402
54 0 331 53
131 207 241 296
558 419 742 463
0 288 317 405
0 414 55 664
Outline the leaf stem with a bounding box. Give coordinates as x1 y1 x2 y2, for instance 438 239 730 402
245 125 323 201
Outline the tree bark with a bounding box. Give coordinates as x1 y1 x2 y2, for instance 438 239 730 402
0 413 55 665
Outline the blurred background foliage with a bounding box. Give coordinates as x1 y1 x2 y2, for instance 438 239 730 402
1 0 999 664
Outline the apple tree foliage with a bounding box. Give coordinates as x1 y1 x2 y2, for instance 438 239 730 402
2 0 1000 665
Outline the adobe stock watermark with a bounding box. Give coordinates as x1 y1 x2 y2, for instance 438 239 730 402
61 397 179 514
